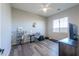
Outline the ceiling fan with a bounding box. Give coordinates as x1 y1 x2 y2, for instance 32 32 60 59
39 3 52 13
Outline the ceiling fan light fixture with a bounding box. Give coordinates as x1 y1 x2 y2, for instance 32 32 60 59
40 3 52 13
42 8 48 12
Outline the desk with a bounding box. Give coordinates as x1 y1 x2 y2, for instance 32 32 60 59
58 38 77 56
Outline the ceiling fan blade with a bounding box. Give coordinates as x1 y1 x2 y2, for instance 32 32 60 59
45 3 51 7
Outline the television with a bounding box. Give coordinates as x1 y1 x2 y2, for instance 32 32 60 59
69 23 78 40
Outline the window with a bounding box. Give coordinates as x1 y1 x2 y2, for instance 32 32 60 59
53 19 59 32
53 17 68 32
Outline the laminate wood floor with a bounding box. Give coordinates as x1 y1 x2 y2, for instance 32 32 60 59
9 40 59 56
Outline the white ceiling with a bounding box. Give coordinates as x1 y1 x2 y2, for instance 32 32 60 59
11 3 79 17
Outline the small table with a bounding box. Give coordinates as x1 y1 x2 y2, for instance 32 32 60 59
29 35 35 43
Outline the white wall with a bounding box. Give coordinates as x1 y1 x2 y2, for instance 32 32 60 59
0 4 1 49
12 8 46 44
47 5 79 40
0 3 12 56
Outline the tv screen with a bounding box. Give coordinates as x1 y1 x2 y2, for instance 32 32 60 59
69 23 78 40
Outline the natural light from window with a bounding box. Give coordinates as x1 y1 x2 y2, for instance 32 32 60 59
53 17 68 33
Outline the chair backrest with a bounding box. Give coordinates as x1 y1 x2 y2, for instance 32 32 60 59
34 32 40 38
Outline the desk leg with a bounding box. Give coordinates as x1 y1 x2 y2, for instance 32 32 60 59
30 36 32 43
59 42 61 56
